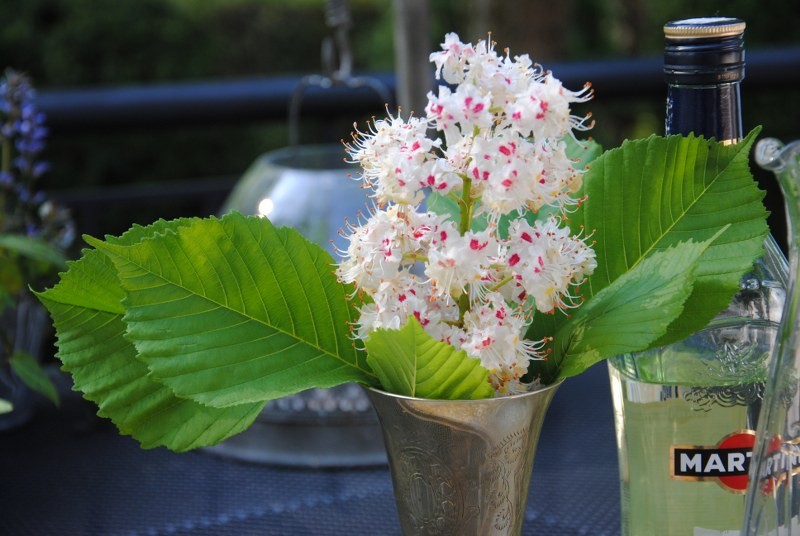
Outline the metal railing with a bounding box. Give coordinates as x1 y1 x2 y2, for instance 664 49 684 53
35 47 800 133
38 47 800 238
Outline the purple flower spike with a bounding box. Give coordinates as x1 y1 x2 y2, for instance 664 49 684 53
0 67 75 263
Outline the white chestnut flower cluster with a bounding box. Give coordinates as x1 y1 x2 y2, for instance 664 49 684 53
337 33 597 395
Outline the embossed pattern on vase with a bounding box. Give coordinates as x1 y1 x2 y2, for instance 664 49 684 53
367 384 559 536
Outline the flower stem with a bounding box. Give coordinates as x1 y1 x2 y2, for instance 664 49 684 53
490 276 514 292
458 292 470 325
456 175 476 324
458 176 474 236
402 252 429 264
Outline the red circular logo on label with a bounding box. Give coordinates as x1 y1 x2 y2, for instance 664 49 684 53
717 431 756 493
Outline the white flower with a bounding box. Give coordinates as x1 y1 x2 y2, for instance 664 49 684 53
426 82 494 150
468 132 545 218
337 205 411 293
497 53 538 99
460 292 546 395
430 32 475 84
504 217 597 313
337 32 597 395
535 140 585 209
418 157 460 196
425 227 501 299
346 112 437 206
426 86 461 148
353 272 459 342
507 74 593 140
464 42 526 110
442 133 474 176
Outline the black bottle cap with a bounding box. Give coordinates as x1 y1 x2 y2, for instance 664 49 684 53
664 17 745 85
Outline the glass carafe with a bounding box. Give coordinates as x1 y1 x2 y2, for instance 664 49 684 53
743 138 800 535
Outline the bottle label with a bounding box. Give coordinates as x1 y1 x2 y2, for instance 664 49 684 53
670 430 755 493
755 435 800 494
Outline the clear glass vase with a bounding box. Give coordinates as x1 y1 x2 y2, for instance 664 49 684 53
609 320 779 535
743 138 800 535
608 160 788 533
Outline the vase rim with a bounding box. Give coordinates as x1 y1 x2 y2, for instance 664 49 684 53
364 379 563 404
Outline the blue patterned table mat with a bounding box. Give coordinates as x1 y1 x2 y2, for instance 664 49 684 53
0 363 619 535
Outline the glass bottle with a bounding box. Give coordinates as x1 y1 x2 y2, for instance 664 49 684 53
663 17 788 312
608 17 788 535
664 17 746 143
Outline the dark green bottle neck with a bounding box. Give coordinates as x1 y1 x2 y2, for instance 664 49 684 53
665 82 743 143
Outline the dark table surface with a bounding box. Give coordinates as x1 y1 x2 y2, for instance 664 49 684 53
0 362 620 536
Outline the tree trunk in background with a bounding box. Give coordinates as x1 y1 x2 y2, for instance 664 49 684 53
468 0 572 61
467 0 492 42
392 0 431 117
466 0 650 60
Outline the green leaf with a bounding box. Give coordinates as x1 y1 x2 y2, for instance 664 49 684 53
0 398 12 414
8 351 60 406
589 129 766 344
36 219 264 452
104 217 200 246
563 136 603 169
0 233 68 270
551 238 714 380
527 129 768 358
365 316 493 400
88 212 376 409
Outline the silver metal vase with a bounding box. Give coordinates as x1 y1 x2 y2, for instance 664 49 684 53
366 382 561 536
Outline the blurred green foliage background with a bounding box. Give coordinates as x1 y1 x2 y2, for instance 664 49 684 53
0 0 797 221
